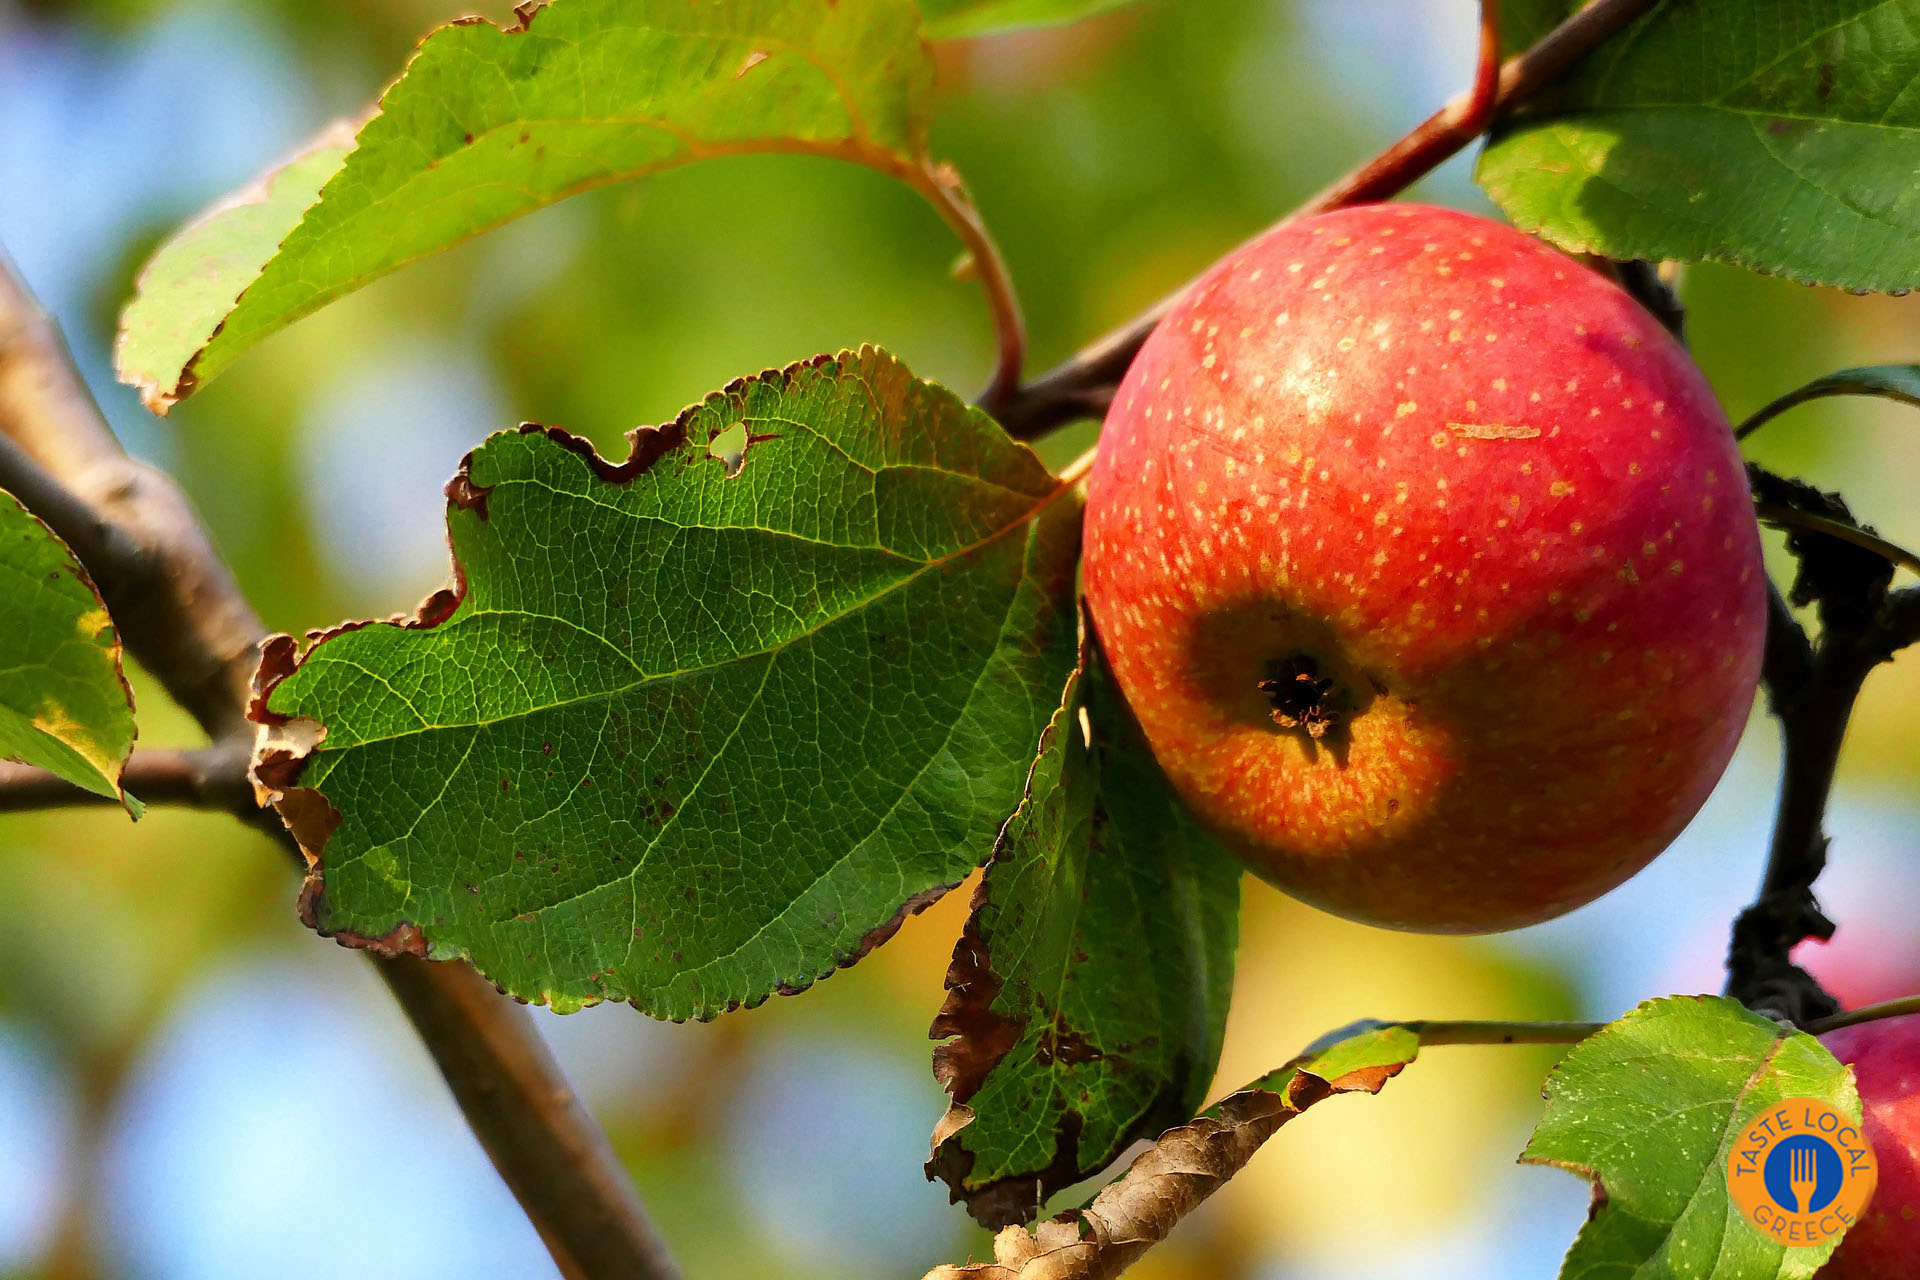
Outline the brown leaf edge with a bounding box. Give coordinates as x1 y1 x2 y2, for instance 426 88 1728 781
244 349 982 1005
929 619 1105 1226
923 1022 1421 1280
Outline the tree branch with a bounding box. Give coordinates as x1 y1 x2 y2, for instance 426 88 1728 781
0 267 261 738
0 742 253 814
1726 472 1919 1025
987 0 1662 440
0 251 682 1280
378 956 685 1280
1611 259 1686 339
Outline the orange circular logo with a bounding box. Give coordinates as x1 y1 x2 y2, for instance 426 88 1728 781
1727 1096 1877 1248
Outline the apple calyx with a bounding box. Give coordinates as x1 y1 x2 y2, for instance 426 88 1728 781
1258 655 1343 740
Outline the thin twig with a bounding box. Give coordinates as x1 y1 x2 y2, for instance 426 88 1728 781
988 0 1661 440
0 742 253 814
910 163 1027 415
1405 1018 1603 1047
1054 444 1098 489
1809 994 1920 1037
0 251 682 1280
1468 0 1503 131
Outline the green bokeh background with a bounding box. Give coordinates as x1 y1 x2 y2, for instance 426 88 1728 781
2 1 1917 1277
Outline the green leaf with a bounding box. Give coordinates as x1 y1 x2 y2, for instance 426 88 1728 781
1737 365 1920 440
252 347 1081 1020
0 488 139 813
1477 0 1920 292
1495 0 1566 57
918 0 1140 41
928 623 1240 1227
1523 995 1859 1280
116 0 939 412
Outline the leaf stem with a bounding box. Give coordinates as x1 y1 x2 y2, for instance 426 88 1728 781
1809 994 1920 1036
0 250 683 1280
985 0 1662 440
1404 1019 1604 1047
1053 444 1098 489
911 163 1028 415
1755 503 1920 578
1735 365 1920 441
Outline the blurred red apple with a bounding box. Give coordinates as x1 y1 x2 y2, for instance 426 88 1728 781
1082 204 1765 932
1820 1013 1920 1278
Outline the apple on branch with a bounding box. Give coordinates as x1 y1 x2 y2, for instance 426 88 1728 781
1083 204 1766 933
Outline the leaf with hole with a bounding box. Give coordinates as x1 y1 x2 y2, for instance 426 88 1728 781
1524 995 1859 1280
928 623 1239 1227
0 488 139 813
1479 0 1920 292
115 0 946 413
251 347 1082 1020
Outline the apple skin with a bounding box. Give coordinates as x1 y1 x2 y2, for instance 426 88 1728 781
1082 204 1765 932
1820 1014 1920 1278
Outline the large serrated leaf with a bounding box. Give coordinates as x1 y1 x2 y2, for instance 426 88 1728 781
918 0 1141 41
0 488 139 812
251 347 1081 1020
1478 0 1920 292
1524 995 1859 1280
116 0 938 413
928 623 1239 1227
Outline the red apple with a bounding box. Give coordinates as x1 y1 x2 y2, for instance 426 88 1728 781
1820 1014 1920 1277
1082 204 1765 932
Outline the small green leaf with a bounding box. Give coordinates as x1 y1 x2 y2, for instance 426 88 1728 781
918 0 1140 41
116 0 939 412
928 624 1240 1227
1737 365 1920 440
253 347 1081 1020
1524 995 1859 1280
1478 0 1920 292
0 488 139 813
